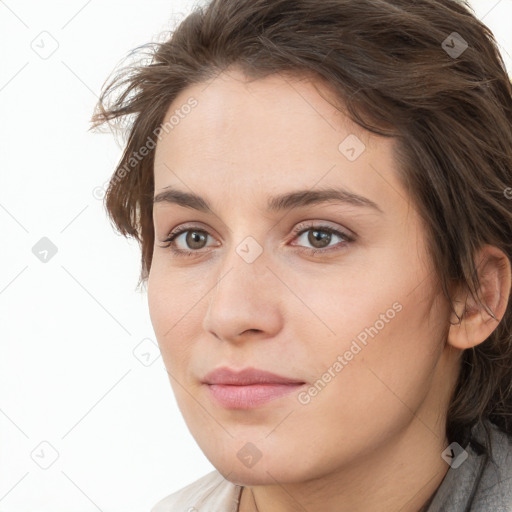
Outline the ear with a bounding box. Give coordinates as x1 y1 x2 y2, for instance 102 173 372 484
448 244 511 350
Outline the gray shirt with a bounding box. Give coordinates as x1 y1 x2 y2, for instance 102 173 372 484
425 420 512 511
152 420 512 511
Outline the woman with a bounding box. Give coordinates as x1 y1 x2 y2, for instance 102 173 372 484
91 0 512 510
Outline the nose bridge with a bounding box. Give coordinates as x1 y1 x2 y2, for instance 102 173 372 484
211 234 269 306
202 234 283 340
216 212 270 284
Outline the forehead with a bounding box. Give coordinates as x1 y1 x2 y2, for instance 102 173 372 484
155 68 353 154
152 69 403 215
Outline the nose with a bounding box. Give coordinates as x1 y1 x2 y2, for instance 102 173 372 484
202 244 284 344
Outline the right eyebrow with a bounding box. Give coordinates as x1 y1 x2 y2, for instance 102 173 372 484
153 188 212 212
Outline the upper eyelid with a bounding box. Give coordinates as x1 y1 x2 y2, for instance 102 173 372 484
297 225 351 237
163 220 349 237
164 222 218 241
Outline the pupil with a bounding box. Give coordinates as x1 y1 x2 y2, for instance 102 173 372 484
309 230 330 248
187 231 206 249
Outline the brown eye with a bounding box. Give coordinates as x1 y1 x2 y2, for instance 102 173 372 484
290 223 354 256
308 229 332 249
160 227 215 255
185 230 208 250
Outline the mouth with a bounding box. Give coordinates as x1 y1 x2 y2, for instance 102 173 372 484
202 366 306 409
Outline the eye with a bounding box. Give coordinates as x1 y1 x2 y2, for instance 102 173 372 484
158 225 218 257
290 222 355 255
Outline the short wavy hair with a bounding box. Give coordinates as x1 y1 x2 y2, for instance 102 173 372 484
91 0 512 448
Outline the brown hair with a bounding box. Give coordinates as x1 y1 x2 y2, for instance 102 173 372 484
91 0 512 448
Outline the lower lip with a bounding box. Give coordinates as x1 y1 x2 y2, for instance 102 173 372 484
206 383 304 409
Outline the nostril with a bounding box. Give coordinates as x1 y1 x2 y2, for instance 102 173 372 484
241 329 261 335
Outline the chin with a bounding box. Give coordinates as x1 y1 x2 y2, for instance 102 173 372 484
211 452 311 487
220 466 294 487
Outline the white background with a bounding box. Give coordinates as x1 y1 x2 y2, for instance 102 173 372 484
0 1 511 511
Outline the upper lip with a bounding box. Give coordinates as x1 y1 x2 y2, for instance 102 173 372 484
202 367 305 386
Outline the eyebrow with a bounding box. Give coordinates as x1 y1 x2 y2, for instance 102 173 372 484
153 186 383 214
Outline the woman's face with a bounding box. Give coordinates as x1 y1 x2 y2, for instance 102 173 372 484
148 69 456 485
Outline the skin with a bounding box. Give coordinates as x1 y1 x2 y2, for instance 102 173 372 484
147 68 511 512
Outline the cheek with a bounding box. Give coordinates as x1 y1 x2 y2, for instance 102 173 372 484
281 287 447 469
315 284 447 422
300 255 447 408
147 263 203 372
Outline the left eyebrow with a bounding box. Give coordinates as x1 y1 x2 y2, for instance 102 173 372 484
153 186 383 214
267 187 383 214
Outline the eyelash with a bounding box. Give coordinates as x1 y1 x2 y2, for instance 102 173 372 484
158 222 355 258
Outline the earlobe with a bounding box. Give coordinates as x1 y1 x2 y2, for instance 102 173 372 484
447 245 511 350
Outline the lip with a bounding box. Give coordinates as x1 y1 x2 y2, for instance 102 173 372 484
203 366 305 386
202 367 306 409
